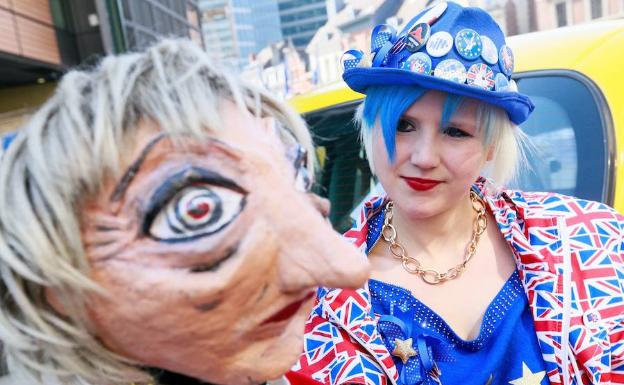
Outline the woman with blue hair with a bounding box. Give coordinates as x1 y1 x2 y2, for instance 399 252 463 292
292 2 624 385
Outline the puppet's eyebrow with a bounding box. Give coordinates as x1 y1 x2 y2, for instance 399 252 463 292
110 134 167 202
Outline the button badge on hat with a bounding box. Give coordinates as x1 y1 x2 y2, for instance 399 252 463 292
402 52 432 74
434 59 467 83
426 31 453 57
499 44 515 75
494 73 510 91
480 36 499 65
455 28 483 60
467 63 495 90
405 23 431 53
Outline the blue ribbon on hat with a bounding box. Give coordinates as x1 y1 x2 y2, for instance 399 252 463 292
378 303 454 385
371 24 397 67
371 24 396 53
342 49 364 70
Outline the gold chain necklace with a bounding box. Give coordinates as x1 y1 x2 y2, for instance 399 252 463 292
381 190 488 285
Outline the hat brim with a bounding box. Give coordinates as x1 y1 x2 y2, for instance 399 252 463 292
343 67 534 125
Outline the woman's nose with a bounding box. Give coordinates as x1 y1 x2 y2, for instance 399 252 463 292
409 131 440 169
271 193 370 293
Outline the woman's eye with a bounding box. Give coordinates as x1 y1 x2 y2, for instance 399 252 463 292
396 119 415 133
443 126 471 138
147 185 245 242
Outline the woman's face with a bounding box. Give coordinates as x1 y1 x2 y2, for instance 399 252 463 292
372 90 489 219
78 101 369 385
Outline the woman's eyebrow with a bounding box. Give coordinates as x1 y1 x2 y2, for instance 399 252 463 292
110 134 167 202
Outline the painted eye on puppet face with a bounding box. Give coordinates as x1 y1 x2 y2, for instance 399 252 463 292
142 167 247 242
286 144 312 193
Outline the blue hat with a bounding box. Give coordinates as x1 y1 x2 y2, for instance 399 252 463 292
341 1 534 125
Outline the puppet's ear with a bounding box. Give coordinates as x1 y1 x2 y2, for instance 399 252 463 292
45 288 69 317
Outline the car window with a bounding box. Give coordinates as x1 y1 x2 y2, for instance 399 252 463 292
305 103 374 232
508 73 613 203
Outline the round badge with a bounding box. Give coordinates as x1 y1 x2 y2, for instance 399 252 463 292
480 36 498 65
405 23 431 53
494 73 509 91
401 52 432 74
389 36 408 55
499 45 514 75
455 29 483 60
413 2 448 27
426 31 453 57
582 310 601 329
466 63 494 90
434 59 467 84
340 50 363 70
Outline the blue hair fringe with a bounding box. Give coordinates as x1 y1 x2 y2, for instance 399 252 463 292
362 87 465 163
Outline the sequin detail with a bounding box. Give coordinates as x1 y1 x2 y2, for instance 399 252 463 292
366 210 385 251
369 270 524 351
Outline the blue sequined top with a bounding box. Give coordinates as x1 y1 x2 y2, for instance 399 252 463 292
366 210 550 385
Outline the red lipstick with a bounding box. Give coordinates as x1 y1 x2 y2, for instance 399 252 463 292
401 177 442 191
261 292 315 325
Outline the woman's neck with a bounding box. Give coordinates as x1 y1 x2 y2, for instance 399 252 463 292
388 193 476 266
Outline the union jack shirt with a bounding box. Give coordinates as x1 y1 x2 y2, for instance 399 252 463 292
290 179 624 385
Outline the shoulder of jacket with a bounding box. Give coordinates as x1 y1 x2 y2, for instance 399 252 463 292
504 189 622 222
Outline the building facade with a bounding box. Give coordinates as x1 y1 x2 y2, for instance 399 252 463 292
534 0 624 29
0 0 202 132
0 0 63 87
278 0 329 49
200 0 281 69
243 38 312 99
115 0 202 51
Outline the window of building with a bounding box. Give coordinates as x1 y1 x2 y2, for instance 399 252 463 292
590 0 603 18
118 0 201 50
278 0 324 12
555 2 567 26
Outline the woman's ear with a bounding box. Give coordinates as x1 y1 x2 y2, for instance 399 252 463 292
486 145 495 161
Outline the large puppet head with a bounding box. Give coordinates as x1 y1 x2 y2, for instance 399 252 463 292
0 40 369 385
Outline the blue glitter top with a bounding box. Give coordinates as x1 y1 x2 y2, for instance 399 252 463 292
366 210 550 385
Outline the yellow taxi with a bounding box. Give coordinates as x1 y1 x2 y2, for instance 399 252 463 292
290 19 624 231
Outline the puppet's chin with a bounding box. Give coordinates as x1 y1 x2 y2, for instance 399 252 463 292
210 298 311 385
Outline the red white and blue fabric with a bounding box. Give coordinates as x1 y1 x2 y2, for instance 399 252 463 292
290 178 624 385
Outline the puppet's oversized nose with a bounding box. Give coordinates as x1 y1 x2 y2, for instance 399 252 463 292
272 193 370 293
